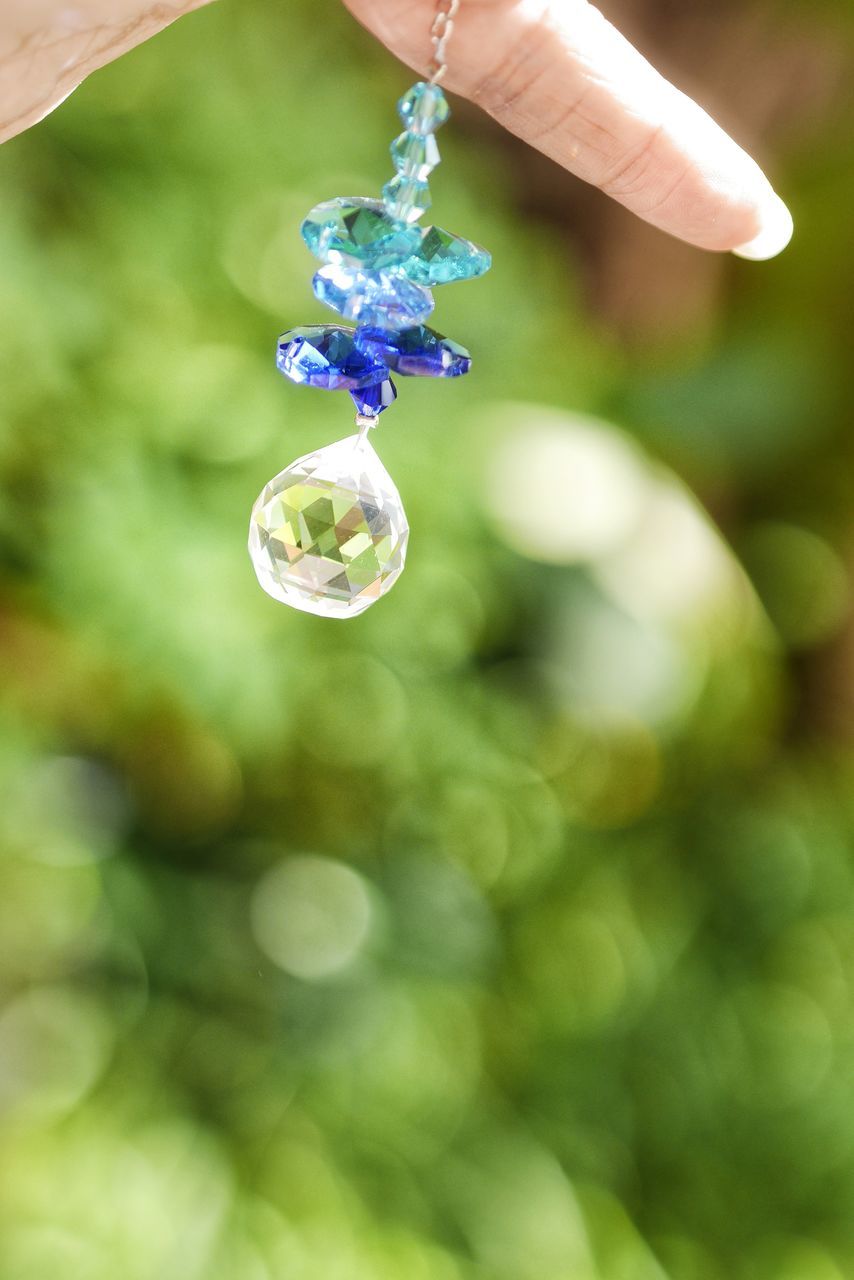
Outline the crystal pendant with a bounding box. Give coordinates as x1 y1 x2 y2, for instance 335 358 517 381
248 433 408 618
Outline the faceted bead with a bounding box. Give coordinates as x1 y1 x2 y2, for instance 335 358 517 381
350 377 397 417
313 263 434 329
276 325 388 390
356 325 471 378
301 197 420 267
397 82 451 134
402 224 492 286
249 433 408 618
390 132 440 181
382 176 431 225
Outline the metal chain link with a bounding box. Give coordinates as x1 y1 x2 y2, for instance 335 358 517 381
428 0 460 84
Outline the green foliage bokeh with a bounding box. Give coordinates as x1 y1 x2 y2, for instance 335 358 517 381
0 2 853 1278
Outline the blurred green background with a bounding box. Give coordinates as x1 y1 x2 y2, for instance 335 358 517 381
1 0 853 1276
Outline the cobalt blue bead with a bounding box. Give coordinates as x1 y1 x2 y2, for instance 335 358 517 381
350 377 398 417
276 325 388 390
355 325 472 378
313 263 434 329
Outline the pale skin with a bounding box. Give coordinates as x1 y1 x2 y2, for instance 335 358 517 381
0 0 793 259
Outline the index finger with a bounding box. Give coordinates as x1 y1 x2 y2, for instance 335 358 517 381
342 0 794 259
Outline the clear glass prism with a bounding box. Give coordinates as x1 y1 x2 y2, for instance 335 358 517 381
248 433 408 618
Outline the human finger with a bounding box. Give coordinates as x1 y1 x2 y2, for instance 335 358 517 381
0 0 213 145
341 0 793 258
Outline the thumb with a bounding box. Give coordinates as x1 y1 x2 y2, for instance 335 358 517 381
0 0 213 145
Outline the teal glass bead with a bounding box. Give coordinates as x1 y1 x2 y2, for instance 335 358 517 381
397 82 451 134
382 176 431 225
313 263 435 329
301 197 420 267
390 132 440 181
402 224 492 286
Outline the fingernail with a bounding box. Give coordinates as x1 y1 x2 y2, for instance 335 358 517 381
731 193 794 261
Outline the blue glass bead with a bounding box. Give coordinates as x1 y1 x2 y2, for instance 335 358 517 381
350 376 397 417
313 264 434 329
382 176 431 225
301 197 420 268
390 132 440 181
356 325 472 378
402 224 492 286
398 82 451 134
276 325 388 390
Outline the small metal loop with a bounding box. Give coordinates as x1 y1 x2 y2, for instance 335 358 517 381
428 0 460 84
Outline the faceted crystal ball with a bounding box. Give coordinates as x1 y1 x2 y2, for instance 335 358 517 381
248 434 408 618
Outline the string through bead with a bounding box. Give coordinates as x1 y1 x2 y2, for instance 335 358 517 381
429 0 460 84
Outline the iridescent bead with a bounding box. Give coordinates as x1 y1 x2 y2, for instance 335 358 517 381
350 376 397 417
313 263 434 328
382 176 431 225
397 82 451 134
276 325 387 390
402 225 492 286
301 197 420 267
355 325 471 378
390 132 440 181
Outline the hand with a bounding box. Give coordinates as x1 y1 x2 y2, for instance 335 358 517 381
0 0 209 144
0 0 793 260
344 0 793 260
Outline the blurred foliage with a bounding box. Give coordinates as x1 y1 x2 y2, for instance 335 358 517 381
0 1 853 1277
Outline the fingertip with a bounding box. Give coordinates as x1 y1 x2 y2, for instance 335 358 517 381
731 193 794 261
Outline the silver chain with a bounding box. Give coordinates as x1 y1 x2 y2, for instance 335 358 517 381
428 0 460 84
